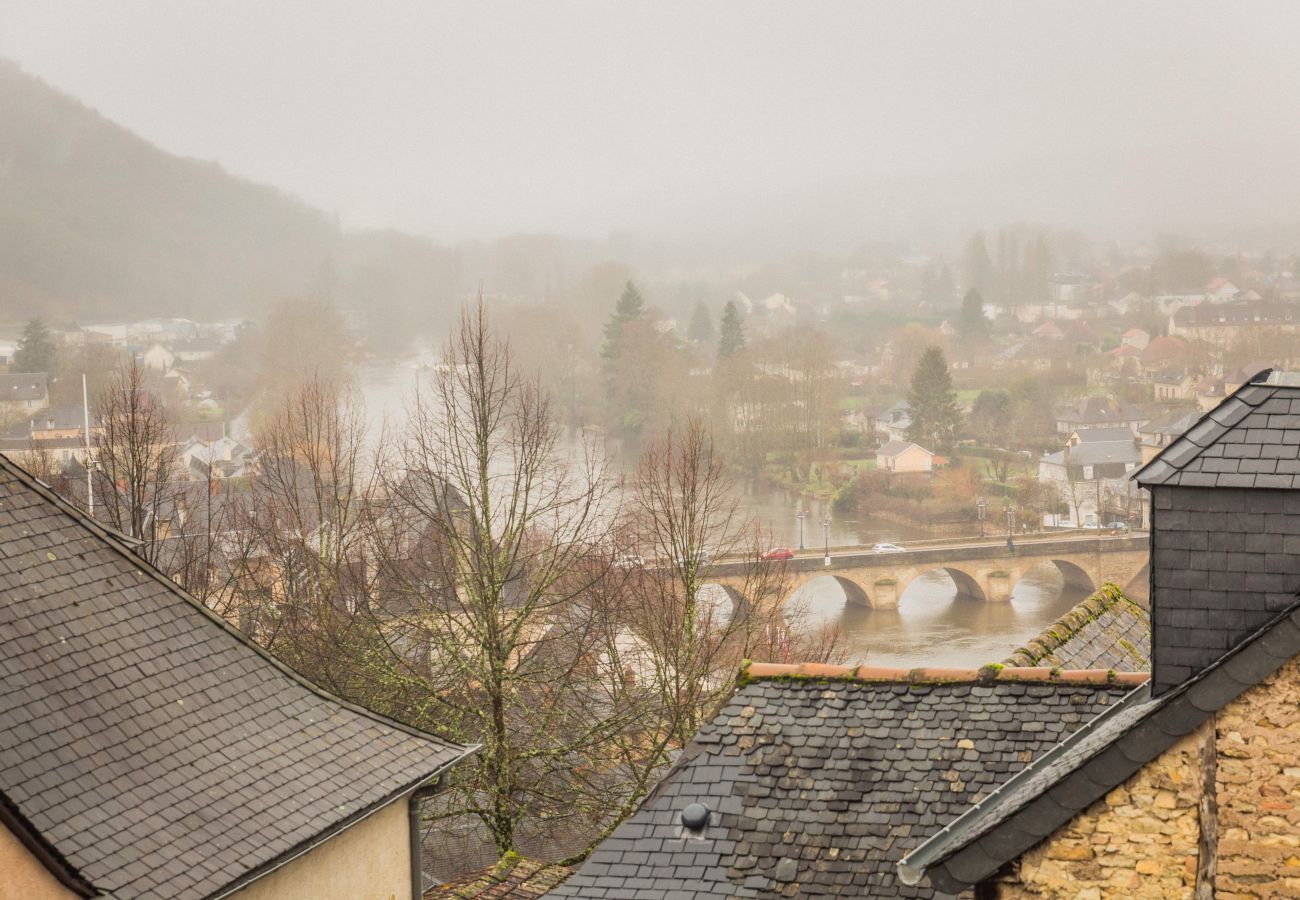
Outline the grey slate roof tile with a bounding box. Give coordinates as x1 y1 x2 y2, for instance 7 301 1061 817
547 676 1130 899
0 456 469 899
1002 584 1149 671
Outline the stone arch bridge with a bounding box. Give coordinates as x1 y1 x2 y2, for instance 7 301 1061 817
704 535 1149 611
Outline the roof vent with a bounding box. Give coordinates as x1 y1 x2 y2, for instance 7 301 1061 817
680 802 710 831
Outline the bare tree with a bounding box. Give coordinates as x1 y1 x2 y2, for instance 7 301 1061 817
577 416 845 850
224 375 383 697
371 299 618 856
93 360 177 566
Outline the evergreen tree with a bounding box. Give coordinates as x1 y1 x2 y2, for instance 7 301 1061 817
687 300 715 345
968 389 1011 446
600 281 646 360
717 301 746 359
958 289 990 341
905 346 962 452
962 231 993 298
13 318 57 373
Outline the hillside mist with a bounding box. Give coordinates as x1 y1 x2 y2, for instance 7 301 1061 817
0 60 475 345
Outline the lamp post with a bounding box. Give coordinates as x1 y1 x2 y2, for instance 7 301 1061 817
796 509 807 551
820 514 831 566
976 497 986 538
1005 503 1015 553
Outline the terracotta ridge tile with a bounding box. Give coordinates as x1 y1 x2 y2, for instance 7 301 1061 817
742 661 1149 687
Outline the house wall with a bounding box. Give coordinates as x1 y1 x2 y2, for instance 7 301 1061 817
1150 486 1300 694
1212 654 1300 896
231 795 412 900
988 656 1300 898
989 727 1205 899
0 821 78 900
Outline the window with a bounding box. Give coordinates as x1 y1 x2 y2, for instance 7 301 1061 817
1083 465 1094 480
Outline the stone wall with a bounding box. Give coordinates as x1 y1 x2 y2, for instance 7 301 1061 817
1214 655 1300 898
988 727 1205 899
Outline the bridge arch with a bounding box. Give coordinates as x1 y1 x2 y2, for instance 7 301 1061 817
695 583 741 627
1044 559 1095 593
783 573 875 617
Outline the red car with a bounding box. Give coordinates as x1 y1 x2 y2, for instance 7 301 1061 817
762 547 794 561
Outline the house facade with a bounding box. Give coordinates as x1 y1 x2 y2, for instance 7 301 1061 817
876 439 933 473
0 453 472 899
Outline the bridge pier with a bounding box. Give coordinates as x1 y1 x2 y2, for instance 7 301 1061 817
984 570 1012 603
871 578 899 609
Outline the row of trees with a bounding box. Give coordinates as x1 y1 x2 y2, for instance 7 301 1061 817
28 301 842 866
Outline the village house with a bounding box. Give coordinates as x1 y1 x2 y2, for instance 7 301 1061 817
0 372 49 419
869 399 912 443
1038 427 1142 527
1055 395 1145 435
1168 300 1300 344
0 404 97 466
1151 366 1199 401
875 439 934 473
0 452 473 899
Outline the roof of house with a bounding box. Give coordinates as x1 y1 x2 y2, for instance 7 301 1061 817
1139 408 1202 437
1002 583 1150 671
1063 439 1141 468
877 439 930 457
1059 396 1142 423
1173 301 1298 328
545 664 1144 899
0 372 48 403
1134 369 1300 489
0 453 470 899
899 596 1300 894
1071 426 1134 443
428 857 574 899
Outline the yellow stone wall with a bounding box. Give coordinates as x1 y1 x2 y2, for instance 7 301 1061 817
1213 655 1300 899
0 821 78 900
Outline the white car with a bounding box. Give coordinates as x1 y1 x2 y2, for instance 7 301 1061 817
614 552 644 569
872 542 904 553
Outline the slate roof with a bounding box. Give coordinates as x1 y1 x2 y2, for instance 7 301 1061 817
1002 583 1150 671
0 453 471 898
546 664 1144 899
1061 439 1140 468
1070 426 1135 443
899 596 1300 894
428 857 574 899
1134 369 1300 489
0 372 48 403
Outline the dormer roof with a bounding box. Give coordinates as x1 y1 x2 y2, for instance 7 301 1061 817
1135 369 1300 489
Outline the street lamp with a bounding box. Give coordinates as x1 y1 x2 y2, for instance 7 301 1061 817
1004 503 1015 553
820 514 832 566
976 497 986 538
796 509 807 551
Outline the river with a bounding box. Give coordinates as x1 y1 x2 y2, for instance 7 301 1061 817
359 362 1090 670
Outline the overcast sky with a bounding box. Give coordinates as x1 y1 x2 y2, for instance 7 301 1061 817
3 2 1299 246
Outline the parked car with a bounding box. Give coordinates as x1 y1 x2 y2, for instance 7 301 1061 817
614 552 644 569
872 542 905 554
676 550 711 567
762 547 794 561
1105 522 1130 533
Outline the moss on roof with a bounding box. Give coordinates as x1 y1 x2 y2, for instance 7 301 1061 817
1002 582 1151 671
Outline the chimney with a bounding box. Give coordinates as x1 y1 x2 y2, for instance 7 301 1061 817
1135 370 1300 696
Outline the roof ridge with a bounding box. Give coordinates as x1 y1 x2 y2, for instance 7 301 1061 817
1133 368 1284 485
1002 582 1143 667
742 661 1148 687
